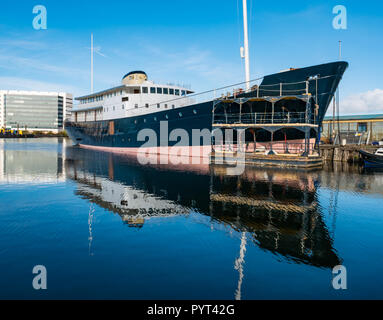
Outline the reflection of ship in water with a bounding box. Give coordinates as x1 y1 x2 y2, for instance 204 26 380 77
66 157 189 228
65 146 341 269
210 167 340 268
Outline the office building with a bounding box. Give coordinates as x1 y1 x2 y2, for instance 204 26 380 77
0 90 73 132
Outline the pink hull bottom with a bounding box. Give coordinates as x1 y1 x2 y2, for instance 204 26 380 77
79 138 316 165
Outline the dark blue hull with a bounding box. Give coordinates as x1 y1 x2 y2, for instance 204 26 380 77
359 150 383 168
66 101 214 148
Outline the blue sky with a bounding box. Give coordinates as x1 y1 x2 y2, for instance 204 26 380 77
0 0 382 115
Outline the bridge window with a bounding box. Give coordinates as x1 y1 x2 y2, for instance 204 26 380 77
181 90 186 96
150 87 156 94
169 88 174 95
142 87 148 94
175 89 180 96
163 88 169 94
157 88 163 94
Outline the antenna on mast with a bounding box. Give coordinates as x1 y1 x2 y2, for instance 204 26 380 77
91 33 94 94
240 0 251 91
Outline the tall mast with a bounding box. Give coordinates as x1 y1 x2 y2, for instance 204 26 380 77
336 40 342 139
91 33 94 94
242 0 251 91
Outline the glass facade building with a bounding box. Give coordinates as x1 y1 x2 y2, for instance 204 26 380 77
0 91 72 132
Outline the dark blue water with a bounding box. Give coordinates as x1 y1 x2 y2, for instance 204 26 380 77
0 138 382 300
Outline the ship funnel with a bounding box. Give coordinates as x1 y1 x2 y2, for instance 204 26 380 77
122 71 148 85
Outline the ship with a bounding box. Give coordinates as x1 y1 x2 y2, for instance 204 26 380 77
66 62 348 157
65 0 348 159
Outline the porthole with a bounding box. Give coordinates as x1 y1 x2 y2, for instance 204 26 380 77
165 115 169 120
179 112 183 117
193 109 197 114
154 117 157 121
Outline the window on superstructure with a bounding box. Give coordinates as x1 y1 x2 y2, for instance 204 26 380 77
145 104 149 108
122 105 125 110
164 104 168 109
134 89 140 94
142 87 148 94
122 97 129 102
150 87 156 94
169 89 174 95
157 88 163 94
172 105 175 109
135 104 139 108
157 104 160 108
163 88 169 94
175 89 180 96
113 106 115 111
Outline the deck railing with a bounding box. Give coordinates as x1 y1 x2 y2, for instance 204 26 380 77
212 142 317 155
213 112 316 125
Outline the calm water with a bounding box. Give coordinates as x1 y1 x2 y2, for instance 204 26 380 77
0 138 382 300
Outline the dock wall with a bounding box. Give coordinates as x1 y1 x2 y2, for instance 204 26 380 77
320 145 378 163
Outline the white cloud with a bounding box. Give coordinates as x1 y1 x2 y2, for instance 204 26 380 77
0 77 79 95
0 55 86 78
341 89 383 115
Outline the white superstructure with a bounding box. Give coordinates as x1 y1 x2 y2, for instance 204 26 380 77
72 71 194 122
